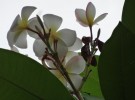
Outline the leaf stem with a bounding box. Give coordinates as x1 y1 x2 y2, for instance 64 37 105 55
79 26 98 90
90 26 93 45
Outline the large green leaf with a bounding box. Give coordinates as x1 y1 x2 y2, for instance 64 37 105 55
98 22 135 100
82 56 103 97
122 0 135 34
0 48 73 100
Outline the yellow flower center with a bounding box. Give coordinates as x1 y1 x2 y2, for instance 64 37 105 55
19 20 28 30
50 32 58 41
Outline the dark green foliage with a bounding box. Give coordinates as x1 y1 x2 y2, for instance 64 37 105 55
98 0 135 99
0 49 73 100
98 22 135 100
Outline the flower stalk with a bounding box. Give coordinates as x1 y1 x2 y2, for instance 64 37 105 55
27 26 83 100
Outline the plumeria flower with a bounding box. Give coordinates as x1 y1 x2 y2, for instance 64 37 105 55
75 2 108 27
27 16 44 39
43 14 76 47
33 38 68 60
33 14 77 59
7 6 36 49
68 37 82 51
46 51 86 90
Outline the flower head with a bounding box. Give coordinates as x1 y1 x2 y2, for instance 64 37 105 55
46 52 86 90
33 14 78 59
7 6 36 49
43 14 76 47
75 2 108 27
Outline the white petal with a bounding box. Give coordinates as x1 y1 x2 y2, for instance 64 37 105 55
33 39 46 57
14 30 27 48
11 46 19 53
65 51 78 63
51 70 62 78
67 74 83 90
10 15 21 32
45 60 56 68
28 17 42 38
86 2 96 25
21 6 36 20
59 75 67 87
7 31 16 47
65 56 86 74
54 39 68 60
68 38 82 51
75 9 89 27
43 14 62 33
51 70 67 86
57 29 76 47
93 13 108 25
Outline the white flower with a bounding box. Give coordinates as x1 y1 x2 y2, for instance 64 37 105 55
68 37 82 51
43 14 76 47
7 6 36 49
75 2 108 27
33 14 77 58
46 52 86 90
27 17 44 39
33 38 68 59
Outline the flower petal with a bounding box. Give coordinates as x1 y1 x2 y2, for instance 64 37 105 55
10 15 21 32
75 9 89 27
68 38 82 51
57 29 76 47
45 60 56 68
11 46 19 53
65 51 78 63
93 13 108 25
33 38 46 57
21 6 36 20
28 17 42 38
67 74 83 90
86 2 96 26
51 70 61 78
14 30 27 48
49 39 68 60
7 31 16 47
52 39 68 60
59 76 67 87
43 14 62 33
65 56 86 74
51 70 67 86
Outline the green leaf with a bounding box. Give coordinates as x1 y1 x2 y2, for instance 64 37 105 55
0 48 73 100
98 22 135 100
122 0 135 34
82 56 103 97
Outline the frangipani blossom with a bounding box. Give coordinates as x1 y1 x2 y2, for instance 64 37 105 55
33 14 78 58
33 38 68 59
75 2 108 27
47 52 86 90
68 38 82 51
7 6 36 49
43 14 76 47
27 17 44 39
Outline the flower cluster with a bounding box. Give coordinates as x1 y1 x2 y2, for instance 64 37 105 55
7 2 107 100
